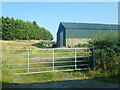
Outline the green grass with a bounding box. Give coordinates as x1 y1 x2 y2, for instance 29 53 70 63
2 70 90 88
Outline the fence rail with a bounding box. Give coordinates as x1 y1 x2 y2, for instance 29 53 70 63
1 48 94 75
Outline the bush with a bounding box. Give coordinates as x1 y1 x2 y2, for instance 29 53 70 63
74 43 92 48
89 32 120 72
88 32 120 83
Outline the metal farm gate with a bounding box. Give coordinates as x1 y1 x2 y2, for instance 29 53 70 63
1 48 95 75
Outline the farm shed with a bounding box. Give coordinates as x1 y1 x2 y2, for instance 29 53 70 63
57 22 118 47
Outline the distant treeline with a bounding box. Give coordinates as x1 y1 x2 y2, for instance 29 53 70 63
0 16 53 40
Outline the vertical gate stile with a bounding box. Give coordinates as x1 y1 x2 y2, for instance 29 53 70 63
86 47 88 69
75 48 77 70
28 49 30 73
53 49 54 71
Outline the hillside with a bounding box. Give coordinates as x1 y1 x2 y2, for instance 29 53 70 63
0 16 53 40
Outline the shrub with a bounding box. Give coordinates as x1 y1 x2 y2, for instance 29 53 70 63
89 32 120 72
74 43 92 48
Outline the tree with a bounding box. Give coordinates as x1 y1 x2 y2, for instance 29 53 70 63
1 16 53 40
33 21 38 26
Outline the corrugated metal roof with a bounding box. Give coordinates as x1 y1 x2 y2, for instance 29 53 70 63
60 22 118 30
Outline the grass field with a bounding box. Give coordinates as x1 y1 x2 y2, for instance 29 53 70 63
1 40 45 49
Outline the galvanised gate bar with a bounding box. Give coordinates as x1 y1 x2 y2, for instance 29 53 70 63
1 48 95 75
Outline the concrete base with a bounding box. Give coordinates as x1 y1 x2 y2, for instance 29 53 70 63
66 38 91 47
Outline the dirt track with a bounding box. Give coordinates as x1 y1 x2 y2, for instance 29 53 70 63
8 79 119 88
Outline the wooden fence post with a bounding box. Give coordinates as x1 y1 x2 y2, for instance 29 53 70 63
93 47 96 70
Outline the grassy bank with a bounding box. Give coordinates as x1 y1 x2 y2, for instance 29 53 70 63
2 70 91 88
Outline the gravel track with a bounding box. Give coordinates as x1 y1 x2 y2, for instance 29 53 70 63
8 79 119 88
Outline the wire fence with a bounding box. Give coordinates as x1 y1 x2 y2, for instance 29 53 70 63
1 48 95 75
